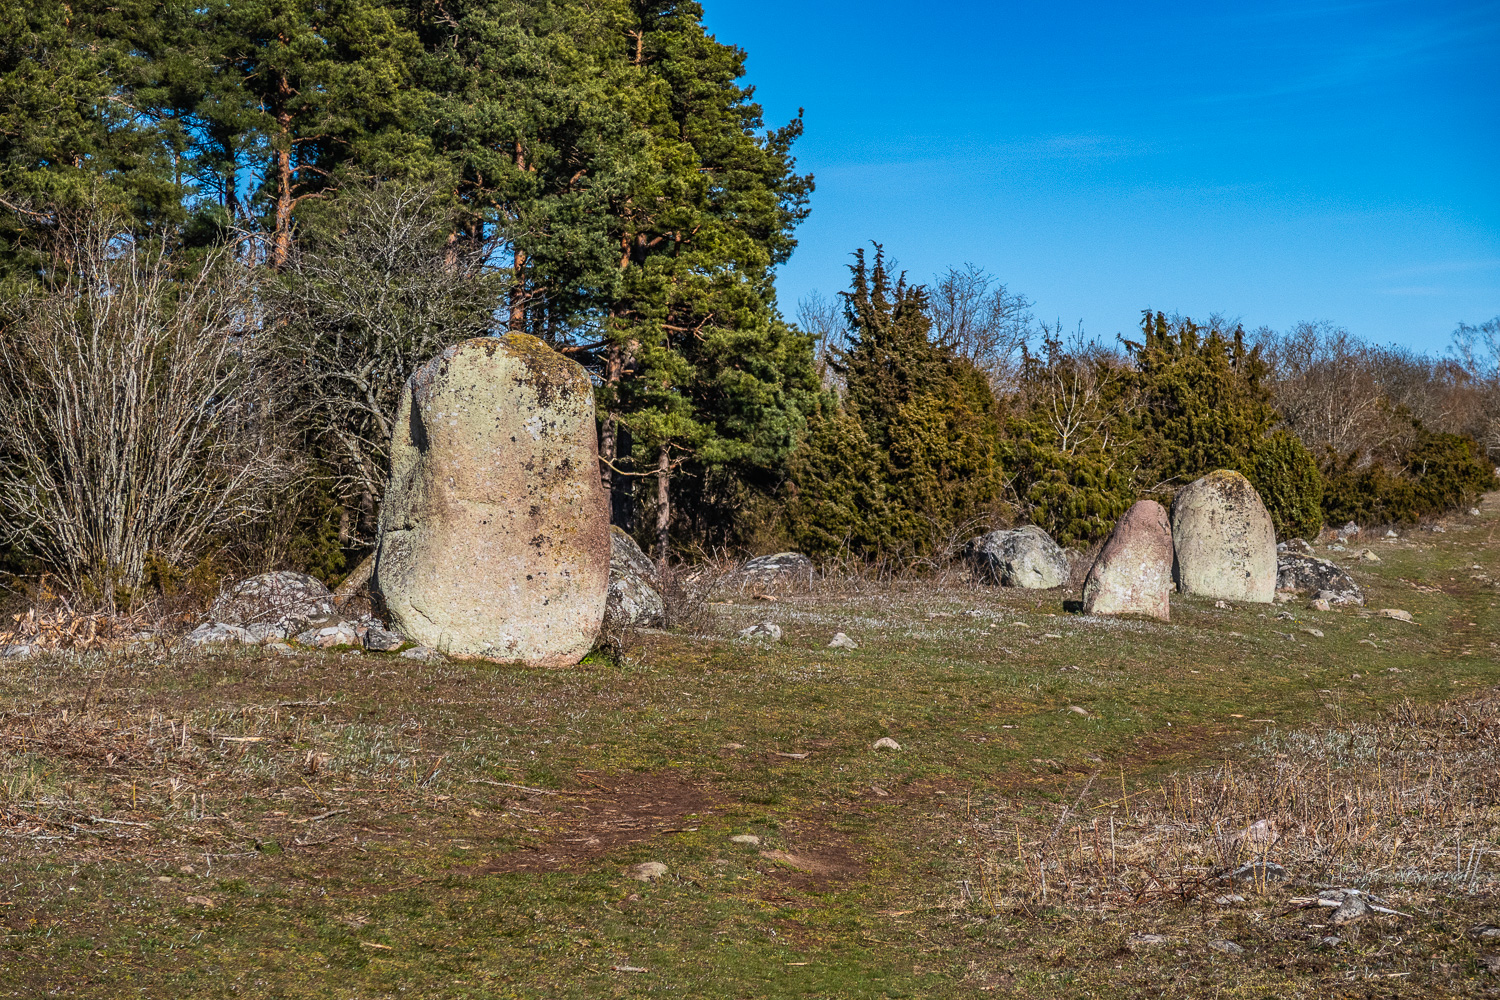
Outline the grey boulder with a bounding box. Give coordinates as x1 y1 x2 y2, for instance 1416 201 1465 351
964 525 1069 589
1170 470 1277 603
606 526 666 628
735 552 814 589
184 623 254 647
209 571 336 632
1276 556 1364 605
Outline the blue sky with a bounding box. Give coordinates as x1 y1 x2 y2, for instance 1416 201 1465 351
702 0 1500 351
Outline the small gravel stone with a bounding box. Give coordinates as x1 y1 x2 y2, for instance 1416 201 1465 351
630 862 668 882
738 622 782 641
1129 933 1169 947
1310 599 1331 612
1208 939 1243 955
1377 608 1413 622
363 626 405 652
0 644 35 660
1318 935 1342 948
1213 894 1246 905
827 632 858 650
1358 549 1381 563
266 642 297 657
400 646 444 662
871 737 902 751
729 834 761 846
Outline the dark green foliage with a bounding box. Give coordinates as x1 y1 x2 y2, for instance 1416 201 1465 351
1129 311 1279 485
784 247 1005 559
1322 420 1497 525
780 395 891 558
1245 430 1324 540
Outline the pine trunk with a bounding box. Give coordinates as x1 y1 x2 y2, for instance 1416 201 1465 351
508 247 528 331
655 443 671 565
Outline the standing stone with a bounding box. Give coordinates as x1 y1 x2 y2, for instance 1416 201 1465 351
1170 470 1277 603
1082 500 1173 620
375 335 609 666
963 525 1070 589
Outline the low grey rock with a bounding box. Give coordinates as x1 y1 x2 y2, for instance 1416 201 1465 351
1482 954 1500 976
828 632 858 650
1318 935 1342 948
1227 861 1287 883
1358 548 1381 563
1385 529 1398 538
1129 933 1169 947
872 737 902 751
266 642 297 657
1213 894 1246 905
738 621 782 641
1471 925 1500 941
1469 508 1482 516
1310 598 1331 612
1208 939 1244 955
729 834 761 846
1277 556 1364 605
362 626 405 652
606 526 666 628
964 525 1070 589
184 623 253 647
735 552 814 589
295 622 361 649
209 571 337 630
243 623 288 645
400 645 445 663
1331 893 1368 926
1336 520 1360 540
630 861 668 882
1278 538 1314 555
1 644 35 660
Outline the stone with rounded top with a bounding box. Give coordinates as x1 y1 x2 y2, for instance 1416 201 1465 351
963 525 1069 589
1170 470 1277 603
1082 500 1173 621
374 335 609 667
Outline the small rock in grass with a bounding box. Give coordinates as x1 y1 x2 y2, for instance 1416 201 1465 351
1 644 35 660
828 632 858 650
738 621 782 641
363 626 405 652
1482 954 1500 976
1310 599 1331 612
399 645 444 662
729 834 761 846
1227 861 1287 883
1471 925 1500 940
266 642 297 657
1208 939 1244 955
1330 893 1368 925
872 737 902 751
1214 600 1232 610
185 895 215 909
1302 627 1324 638
184 622 253 647
1378 608 1414 622
1213 894 1246 905
630 861 668 882
1129 933 1169 947
1318 935 1342 948
244 623 288 644
1385 529 1398 538
1358 549 1381 563
295 622 362 648
1066 705 1092 718
1470 508 1482 517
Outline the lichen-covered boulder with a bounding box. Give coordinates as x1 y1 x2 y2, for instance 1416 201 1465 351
607 526 666 628
1170 470 1277 603
734 552 814 590
1276 555 1364 605
209 571 336 631
964 526 1069 589
374 335 609 666
1083 500 1173 620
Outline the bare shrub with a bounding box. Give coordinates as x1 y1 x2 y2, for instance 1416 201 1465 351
930 264 1035 393
0 216 284 609
271 181 504 544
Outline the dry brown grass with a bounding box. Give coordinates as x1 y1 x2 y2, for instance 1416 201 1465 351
970 690 1500 914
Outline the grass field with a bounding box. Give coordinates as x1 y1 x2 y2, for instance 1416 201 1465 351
2 502 1498 998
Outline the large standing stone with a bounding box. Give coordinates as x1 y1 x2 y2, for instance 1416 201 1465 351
1082 500 1173 620
374 335 609 666
607 526 666 628
1170 470 1277 603
963 526 1069 589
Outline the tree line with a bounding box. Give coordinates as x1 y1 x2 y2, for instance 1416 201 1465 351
0 0 1495 610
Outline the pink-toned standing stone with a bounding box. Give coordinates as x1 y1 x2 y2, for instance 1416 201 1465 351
1083 500 1173 621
